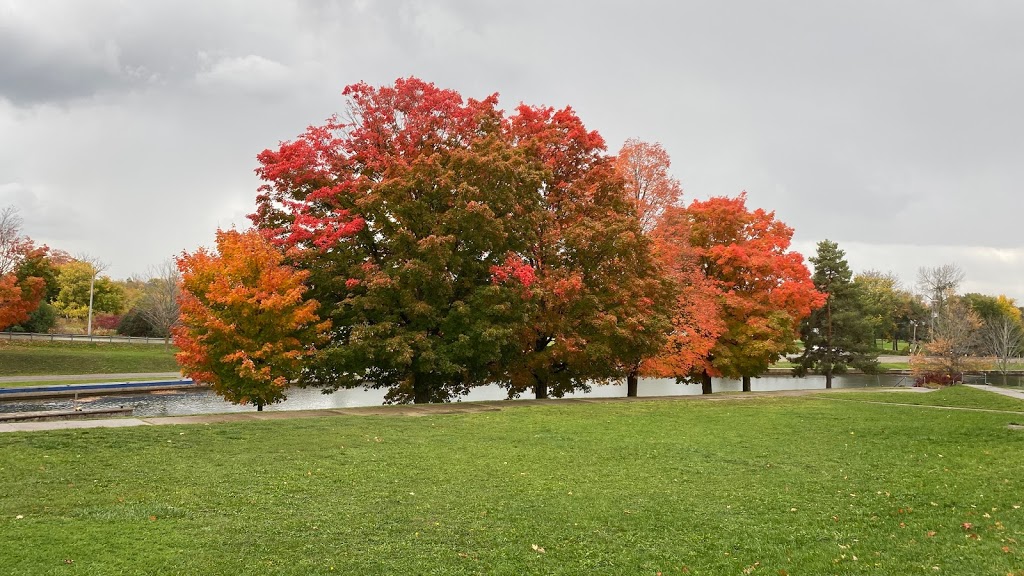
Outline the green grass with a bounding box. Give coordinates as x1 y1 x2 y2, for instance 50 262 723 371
770 360 910 372
0 341 180 377
821 385 1024 413
0 377 180 388
2 396 1023 575
875 339 913 355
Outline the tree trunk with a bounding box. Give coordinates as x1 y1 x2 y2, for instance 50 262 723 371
825 368 833 389
626 370 638 397
742 375 751 392
534 383 548 399
892 338 898 352
413 375 431 404
701 370 713 395
256 402 264 412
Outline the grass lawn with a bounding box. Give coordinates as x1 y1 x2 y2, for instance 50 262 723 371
2 395 1023 575
771 360 910 372
0 377 181 388
874 339 913 355
0 341 180 377
820 385 1024 413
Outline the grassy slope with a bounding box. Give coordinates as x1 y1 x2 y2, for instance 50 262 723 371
0 341 179 377
1 396 1023 575
826 385 1024 413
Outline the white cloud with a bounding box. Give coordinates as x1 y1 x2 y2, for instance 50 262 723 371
195 53 293 95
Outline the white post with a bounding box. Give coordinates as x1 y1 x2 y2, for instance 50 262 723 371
87 271 96 336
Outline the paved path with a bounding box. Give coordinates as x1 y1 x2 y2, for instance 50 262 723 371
0 372 181 384
0 387 944 434
965 384 1024 400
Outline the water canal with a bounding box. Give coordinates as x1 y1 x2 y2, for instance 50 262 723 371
0 373 909 417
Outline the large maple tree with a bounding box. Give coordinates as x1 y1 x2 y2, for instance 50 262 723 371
498 108 670 399
174 229 329 410
674 193 823 393
252 78 548 403
641 206 724 385
251 78 666 402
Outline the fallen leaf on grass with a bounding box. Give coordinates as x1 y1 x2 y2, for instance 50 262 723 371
149 515 157 522
1002 546 1011 553
927 531 937 537
63 559 74 564
531 544 545 554
961 522 973 530
967 533 980 540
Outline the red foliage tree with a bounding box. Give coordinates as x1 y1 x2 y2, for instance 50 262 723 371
174 229 329 410
252 78 668 402
614 139 683 233
0 274 44 330
500 107 670 399
0 207 46 330
676 194 823 393
642 207 724 382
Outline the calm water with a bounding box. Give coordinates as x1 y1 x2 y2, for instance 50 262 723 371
0 374 907 417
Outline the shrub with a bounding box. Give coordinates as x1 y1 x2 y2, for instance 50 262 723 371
117 307 157 337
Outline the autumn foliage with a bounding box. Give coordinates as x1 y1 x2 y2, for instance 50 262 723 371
251 78 669 402
179 78 826 406
614 139 682 233
174 229 329 410
0 273 44 331
649 194 823 392
0 208 48 330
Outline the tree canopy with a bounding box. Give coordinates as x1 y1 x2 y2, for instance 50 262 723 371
795 240 878 388
175 229 329 410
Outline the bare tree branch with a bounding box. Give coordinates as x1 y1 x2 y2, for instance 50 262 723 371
137 259 181 344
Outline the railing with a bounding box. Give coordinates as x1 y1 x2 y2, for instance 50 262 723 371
0 331 170 345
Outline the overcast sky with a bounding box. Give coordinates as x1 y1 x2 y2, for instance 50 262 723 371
1 0 1021 300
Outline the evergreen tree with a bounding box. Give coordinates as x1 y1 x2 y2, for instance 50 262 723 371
795 240 878 388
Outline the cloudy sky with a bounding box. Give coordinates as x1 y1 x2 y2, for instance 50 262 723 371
1 0 1021 299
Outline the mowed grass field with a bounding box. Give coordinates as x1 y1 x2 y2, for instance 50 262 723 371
0 341 180 377
1 391 1023 575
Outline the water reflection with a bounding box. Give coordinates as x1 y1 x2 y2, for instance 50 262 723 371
0 373 908 417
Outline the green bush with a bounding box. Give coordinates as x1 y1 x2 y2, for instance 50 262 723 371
117 307 157 337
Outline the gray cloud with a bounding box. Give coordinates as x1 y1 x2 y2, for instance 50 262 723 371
0 0 1021 299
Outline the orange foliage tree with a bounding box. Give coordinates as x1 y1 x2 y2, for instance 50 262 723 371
0 274 44 331
0 207 46 330
500 108 670 399
641 206 724 385
174 229 329 410
614 139 682 233
670 194 823 393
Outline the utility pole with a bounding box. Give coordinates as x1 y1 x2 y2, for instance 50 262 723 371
78 254 108 337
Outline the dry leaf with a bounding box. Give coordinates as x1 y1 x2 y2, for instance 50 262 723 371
531 544 545 554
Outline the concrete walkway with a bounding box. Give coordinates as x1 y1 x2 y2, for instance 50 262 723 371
965 384 1024 400
0 372 181 384
0 386 986 434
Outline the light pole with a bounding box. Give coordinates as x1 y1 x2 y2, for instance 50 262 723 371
78 254 108 337
87 269 97 336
